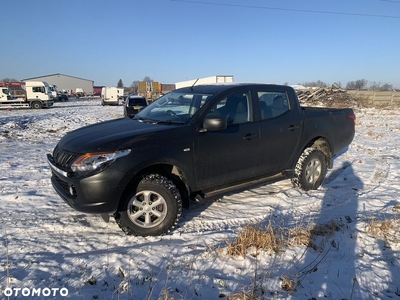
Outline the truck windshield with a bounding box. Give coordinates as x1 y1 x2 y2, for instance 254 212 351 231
2 88 11 95
134 92 213 124
43 84 52 94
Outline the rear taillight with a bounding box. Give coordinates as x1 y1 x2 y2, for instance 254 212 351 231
347 114 356 125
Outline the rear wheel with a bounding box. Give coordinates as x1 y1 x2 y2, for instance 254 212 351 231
115 174 182 236
292 148 327 191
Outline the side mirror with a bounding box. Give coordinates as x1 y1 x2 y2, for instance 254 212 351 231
202 115 227 132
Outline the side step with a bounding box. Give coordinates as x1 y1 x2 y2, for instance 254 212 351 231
194 172 290 203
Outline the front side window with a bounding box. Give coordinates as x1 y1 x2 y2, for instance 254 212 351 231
205 91 252 125
32 86 45 93
257 91 289 119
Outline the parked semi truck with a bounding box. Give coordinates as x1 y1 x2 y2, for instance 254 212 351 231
0 81 54 109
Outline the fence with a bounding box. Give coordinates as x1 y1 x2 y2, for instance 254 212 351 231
348 90 400 106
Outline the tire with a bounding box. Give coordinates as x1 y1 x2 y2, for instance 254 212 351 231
115 174 182 236
31 101 42 109
291 148 327 191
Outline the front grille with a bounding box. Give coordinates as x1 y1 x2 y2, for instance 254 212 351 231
54 174 75 197
53 145 77 168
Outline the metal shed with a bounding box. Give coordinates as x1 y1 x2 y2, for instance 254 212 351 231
22 73 94 96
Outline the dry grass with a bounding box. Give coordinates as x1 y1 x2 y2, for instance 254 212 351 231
153 214 400 300
227 292 258 300
226 222 285 257
227 220 340 257
225 220 342 297
158 289 177 300
366 217 396 238
280 275 299 292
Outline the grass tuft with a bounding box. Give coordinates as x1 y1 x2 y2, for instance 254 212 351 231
226 222 284 257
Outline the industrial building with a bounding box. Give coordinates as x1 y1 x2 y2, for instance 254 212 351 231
22 73 94 95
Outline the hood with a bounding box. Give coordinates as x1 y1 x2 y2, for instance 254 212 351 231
58 118 180 153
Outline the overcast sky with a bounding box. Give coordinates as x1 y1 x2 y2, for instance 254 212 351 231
3 0 400 88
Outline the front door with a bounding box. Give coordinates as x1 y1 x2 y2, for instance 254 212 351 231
193 90 261 190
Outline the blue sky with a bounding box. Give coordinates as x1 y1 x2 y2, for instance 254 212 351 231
3 0 400 88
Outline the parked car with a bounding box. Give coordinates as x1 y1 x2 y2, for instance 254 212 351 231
123 95 147 117
47 83 355 237
57 93 68 102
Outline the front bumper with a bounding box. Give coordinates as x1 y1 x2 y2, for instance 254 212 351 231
47 154 126 214
43 100 54 108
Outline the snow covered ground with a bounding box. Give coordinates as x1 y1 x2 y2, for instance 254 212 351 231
0 99 399 300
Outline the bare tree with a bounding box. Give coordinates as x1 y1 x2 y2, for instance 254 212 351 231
1 78 19 82
130 81 139 94
302 80 328 88
380 83 393 91
143 76 153 83
346 79 368 90
369 81 393 91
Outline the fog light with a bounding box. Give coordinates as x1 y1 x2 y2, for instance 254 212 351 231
69 185 77 197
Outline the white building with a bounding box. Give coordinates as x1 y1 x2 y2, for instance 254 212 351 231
175 75 234 89
22 73 94 95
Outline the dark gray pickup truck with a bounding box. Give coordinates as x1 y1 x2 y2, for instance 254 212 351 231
47 83 355 236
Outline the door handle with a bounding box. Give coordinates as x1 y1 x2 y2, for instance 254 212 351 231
243 133 258 140
287 125 300 131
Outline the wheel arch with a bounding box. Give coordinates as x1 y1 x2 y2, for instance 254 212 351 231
301 137 333 168
119 162 191 210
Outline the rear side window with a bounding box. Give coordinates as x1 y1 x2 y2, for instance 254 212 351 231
257 91 289 119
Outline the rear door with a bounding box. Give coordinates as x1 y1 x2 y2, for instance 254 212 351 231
193 89 261 190
254 87 303 174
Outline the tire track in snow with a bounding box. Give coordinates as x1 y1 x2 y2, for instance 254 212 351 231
177 155 398 235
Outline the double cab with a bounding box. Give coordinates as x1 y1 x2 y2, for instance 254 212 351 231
47 83 355 236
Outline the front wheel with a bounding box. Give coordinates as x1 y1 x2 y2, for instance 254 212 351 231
291 148 327 191
115 174 182 236
31 101 42 109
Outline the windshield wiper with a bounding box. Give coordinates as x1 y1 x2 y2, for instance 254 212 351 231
135 117 156 123
156 120 185 125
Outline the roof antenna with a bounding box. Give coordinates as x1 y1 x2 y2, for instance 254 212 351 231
190 78 199 91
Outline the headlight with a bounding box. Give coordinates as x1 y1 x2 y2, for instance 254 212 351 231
71 149 131 176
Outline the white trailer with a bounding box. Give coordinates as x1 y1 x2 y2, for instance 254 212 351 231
175 75 234 89
0 81 54 109
101 87 122 106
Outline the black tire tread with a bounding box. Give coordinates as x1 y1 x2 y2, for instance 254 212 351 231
114 174 182 236
291 147 327 191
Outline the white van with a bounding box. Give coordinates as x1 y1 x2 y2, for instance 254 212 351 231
101 87 122 106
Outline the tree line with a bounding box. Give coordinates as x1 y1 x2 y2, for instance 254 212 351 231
300 79 394 91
